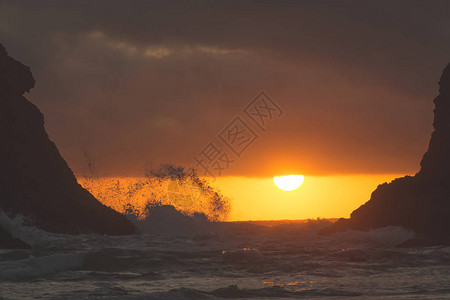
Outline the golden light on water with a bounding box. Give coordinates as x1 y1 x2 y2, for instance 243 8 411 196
273 175 305 191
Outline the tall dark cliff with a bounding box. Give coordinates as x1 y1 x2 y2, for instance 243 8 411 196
0 43 135 238
418 63 450 181
325 63 450 244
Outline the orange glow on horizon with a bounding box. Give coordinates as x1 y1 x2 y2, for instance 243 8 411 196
210 174 403 221
79 174 404 222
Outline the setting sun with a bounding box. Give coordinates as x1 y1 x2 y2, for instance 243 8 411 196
273 175 305 191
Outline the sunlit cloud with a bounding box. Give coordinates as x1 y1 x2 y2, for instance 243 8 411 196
86 31 244 59
195 46 244 55
87 31 138 56
143 47 172 58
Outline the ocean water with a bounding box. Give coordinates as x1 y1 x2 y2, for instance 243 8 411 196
1 208 450 300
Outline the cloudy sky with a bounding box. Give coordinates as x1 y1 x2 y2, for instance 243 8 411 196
2 0 450 177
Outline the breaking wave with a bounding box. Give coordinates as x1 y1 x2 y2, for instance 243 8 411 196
126 204 217 237
79 163 231 222
0 210 61 248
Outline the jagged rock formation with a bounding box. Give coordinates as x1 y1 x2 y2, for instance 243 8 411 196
324 63 450 244
0 43 135 244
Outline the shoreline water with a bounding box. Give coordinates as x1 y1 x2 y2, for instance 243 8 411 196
3 209 448 300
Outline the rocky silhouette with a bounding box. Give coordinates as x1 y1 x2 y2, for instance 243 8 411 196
0 43 135 247
324 63 450 245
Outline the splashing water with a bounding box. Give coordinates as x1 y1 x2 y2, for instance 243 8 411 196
79 163 231 221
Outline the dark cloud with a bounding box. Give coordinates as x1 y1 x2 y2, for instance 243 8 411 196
1 0 449 176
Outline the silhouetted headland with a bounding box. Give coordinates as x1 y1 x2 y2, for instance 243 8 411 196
323 63 450 246
0 43 135 248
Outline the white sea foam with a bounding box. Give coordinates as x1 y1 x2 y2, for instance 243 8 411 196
0 210 67 248
128 205 217 238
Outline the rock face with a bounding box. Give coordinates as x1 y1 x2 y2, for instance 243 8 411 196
325 63 450 244
0 43 135 239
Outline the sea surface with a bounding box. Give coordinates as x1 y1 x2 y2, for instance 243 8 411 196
1 209 450 299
